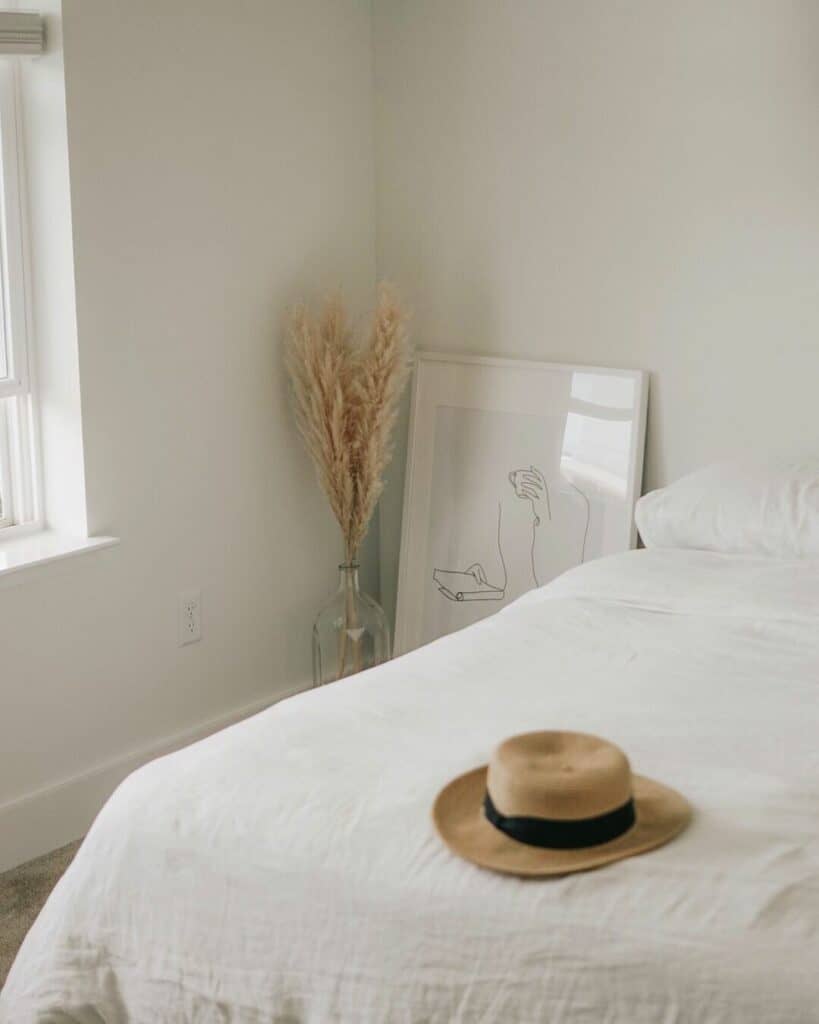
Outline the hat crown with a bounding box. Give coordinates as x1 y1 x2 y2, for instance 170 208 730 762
486 731 632 821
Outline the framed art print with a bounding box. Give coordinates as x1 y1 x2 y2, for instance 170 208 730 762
394 353 648 654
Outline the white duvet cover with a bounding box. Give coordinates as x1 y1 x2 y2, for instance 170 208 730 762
3 549 819 1023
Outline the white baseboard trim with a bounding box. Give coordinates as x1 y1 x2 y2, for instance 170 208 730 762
0 684 307 873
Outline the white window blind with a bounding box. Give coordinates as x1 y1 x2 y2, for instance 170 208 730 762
0 13 43 56
0 58 38 530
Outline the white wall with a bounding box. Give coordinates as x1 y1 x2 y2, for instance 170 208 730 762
0 0 377 869
374 0 819 625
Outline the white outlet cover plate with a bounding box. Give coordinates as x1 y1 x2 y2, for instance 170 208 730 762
178 588 202 645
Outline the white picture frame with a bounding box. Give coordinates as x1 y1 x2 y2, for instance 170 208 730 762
394 352 648 655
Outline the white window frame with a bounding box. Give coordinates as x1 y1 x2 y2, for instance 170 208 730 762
0 405 13 527
0 58 39 533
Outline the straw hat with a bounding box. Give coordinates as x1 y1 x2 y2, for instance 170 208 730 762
433 731 691 876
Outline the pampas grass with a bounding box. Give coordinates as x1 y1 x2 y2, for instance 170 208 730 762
286 285 412 564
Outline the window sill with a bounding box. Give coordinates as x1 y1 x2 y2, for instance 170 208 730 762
0 529 119 587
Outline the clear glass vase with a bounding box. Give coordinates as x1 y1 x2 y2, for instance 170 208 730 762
312 562 391 686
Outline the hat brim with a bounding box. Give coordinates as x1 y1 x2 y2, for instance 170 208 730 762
433 766 692 877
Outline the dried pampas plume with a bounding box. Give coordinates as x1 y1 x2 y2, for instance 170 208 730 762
286 285 412 563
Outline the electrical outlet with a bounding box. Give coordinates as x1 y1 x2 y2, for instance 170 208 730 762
178 588 202 646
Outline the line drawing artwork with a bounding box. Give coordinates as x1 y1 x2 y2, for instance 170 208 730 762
432 466 590 603
432 502 508 602
508 466 550 587
565 478 590 564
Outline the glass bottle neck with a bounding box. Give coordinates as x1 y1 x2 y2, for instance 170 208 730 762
337 562 360 592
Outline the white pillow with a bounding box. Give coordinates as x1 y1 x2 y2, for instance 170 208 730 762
635 459 819 558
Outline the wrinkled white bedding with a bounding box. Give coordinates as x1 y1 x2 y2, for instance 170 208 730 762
3 549 819 1023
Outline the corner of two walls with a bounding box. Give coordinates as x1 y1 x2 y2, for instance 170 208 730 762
6 0 819 870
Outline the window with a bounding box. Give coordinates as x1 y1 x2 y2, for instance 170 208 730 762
0 60 38 532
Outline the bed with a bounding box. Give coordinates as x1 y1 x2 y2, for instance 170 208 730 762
3 534 818 1022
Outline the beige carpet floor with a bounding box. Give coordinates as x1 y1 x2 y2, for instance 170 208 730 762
0 839 81 990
